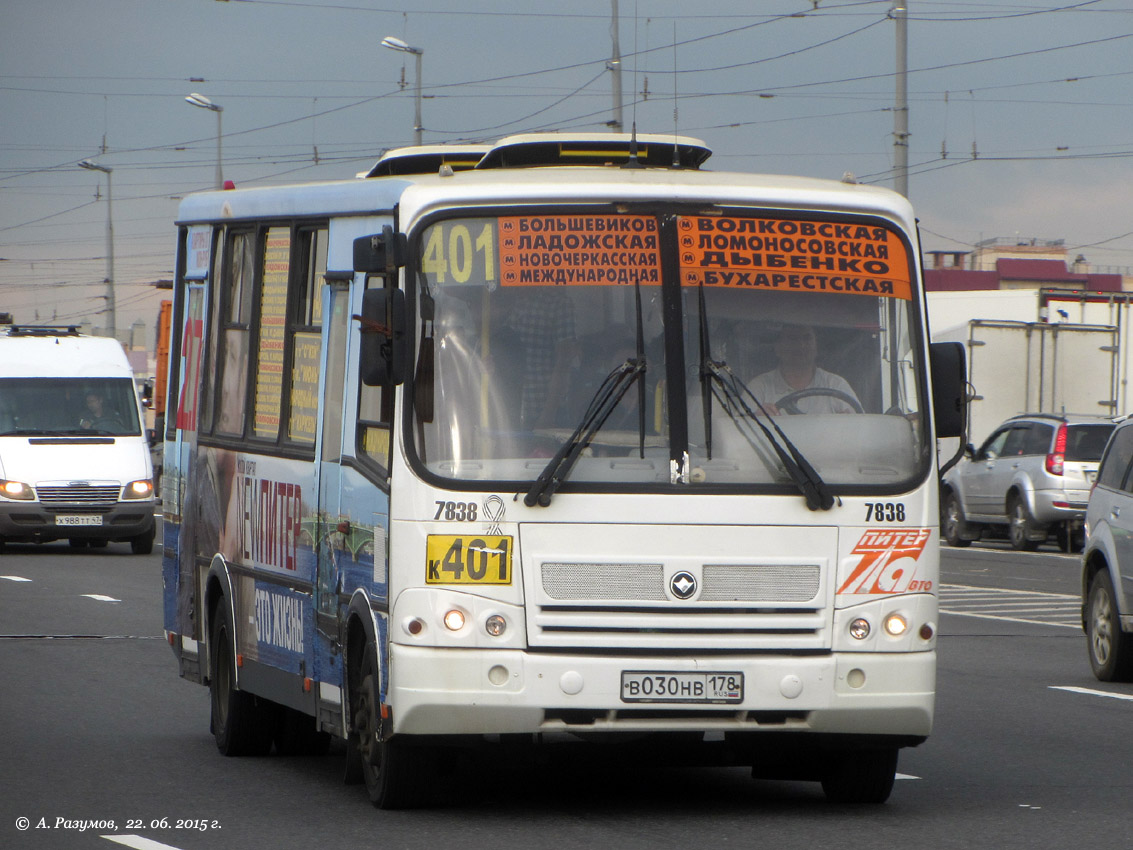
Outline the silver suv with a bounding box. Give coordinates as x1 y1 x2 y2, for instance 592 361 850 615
942 413 1115 551
1082 417 1133 680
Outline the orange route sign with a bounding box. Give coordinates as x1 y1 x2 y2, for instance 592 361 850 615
498 214 662 286
677 215 911 300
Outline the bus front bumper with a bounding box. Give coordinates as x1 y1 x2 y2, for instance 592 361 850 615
387 645 934 740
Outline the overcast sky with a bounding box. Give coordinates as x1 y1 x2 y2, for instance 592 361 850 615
2 0 1131 340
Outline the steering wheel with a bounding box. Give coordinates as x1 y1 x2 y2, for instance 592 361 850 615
775 387 863 415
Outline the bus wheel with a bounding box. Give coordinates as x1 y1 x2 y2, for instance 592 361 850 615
209 600 273 757
820 747 898 804
354 645 432 809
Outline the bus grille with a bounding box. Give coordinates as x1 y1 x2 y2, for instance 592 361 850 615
531 562 828 651
37 485 120 506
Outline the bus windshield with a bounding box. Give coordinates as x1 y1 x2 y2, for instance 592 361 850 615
0 377 142 437
410 209 928 493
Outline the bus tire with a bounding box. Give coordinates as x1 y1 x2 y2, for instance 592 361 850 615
354 645 432 808
209 599 273 757
820 746 898 804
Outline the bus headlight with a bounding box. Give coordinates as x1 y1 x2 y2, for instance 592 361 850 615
849 618 871 640
443 609 466 631
884 613 909 637
485 614 507 637
0 479 34 500
123 479 154 500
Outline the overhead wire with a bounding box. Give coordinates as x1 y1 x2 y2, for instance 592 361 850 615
4 0 1133 323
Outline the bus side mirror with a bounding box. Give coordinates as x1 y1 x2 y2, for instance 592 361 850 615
359 288 407 387
354 226 407 274
930 341 966 439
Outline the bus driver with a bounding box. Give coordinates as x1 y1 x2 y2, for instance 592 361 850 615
747 323 861 415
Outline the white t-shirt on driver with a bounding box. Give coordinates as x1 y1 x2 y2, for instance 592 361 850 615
747 367 859 414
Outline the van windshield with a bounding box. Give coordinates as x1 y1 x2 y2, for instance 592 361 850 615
0 378 142 437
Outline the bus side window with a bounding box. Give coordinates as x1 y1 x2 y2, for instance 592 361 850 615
286 227 327 447
321 285 350 463
358 280 395 477
215 230 256 436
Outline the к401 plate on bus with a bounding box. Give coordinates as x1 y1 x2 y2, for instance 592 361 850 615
426 534 513 585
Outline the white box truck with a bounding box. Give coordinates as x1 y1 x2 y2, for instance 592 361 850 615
0 325 156 553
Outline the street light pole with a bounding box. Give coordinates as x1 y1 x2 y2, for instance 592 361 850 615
78 160 117 340
892 0 909 197
608 0 624 132
185 93 224 189
381 36 424 146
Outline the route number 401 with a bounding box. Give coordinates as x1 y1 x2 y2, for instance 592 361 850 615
421 222 495 284
426 534 513 585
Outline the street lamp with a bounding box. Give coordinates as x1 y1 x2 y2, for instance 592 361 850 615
185 93 224 190
381 36 423 146
78 160 117 340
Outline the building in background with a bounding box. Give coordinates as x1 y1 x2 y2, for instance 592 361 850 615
925 237 1133 443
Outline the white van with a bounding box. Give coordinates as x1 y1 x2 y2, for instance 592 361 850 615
0 325 156 553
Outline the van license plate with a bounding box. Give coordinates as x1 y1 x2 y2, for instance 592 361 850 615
621 671 744 704
55 515 103 527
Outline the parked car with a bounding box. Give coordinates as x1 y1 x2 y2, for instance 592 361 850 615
941 413 1115 551
1081 417 1133 680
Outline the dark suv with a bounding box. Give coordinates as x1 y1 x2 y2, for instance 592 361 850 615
941 413 1115 551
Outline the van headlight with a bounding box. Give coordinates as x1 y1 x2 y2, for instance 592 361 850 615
0 479 35 500
123 479 154 500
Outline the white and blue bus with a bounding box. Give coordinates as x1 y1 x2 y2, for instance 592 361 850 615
162 133 966 807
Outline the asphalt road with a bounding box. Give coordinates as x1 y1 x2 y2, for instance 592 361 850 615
2 531 1130 850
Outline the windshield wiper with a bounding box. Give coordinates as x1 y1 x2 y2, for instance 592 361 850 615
525 278 649 508
703 361 835 511
695 283 833 511
523 356 646 508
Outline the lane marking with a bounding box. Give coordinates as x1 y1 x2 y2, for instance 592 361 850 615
1 577 131 605
0 634 162 640
1050 685 1133 702
939 611 1079 629
940 584 1081 629
102 836 186 850
944 583 1077 600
